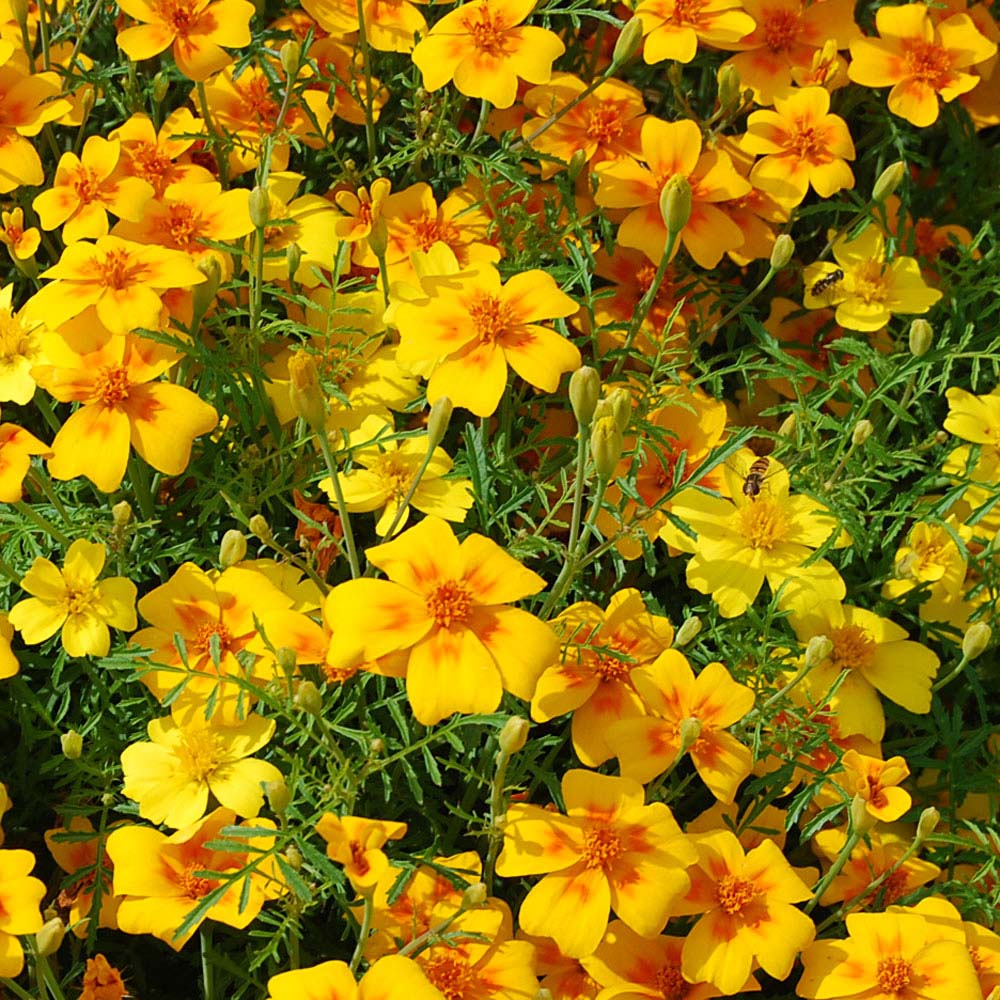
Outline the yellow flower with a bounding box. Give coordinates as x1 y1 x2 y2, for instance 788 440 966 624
121 703 283 829
9 539 137 657
266 956 446 1000
0 207 40 261
0 283 43 404
0 849 46 976
314 815 407 893
635 0 755 64
840 750 912 823
803 226 942 332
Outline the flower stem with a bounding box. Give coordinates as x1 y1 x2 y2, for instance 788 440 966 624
804 829 862 914
484 743 514 895
931 651 971 692
316 431 361 579
349 889 374 973
354 0 377 163
200 925 215 1000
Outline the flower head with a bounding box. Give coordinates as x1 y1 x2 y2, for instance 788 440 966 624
0 849 46 976
315 814 407 892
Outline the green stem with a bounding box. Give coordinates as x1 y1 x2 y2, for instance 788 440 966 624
13 500 69 544
316 432 362 579
128 454 156 522
883 372 917 439
1 978 39 1000
379 443 436 545
483 745 512 895
695 262 780 349
931 652 970 693
195 82 228 187
349 890 374 973
200 925 215 1000
804 829 862 914
354 0 377 163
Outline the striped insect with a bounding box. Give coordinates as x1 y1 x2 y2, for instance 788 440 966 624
810 268 844 297
741 456 771 502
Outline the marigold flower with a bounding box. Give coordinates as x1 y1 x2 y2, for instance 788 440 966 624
115 0 256 81
0 848 46 976
79 954 127 1000
840 749 912 823
266 956 446 1000
676 831 815 994
496 770 696 958
9 539 137 658
45 816 120 937
0 613 17 679
635 0 755 64
121 704 283 829
303 0 428 51
662 452 848 619
315 814 407 892
394 263 579 418
0 206 40 260
607 654 755 803
742 86 855 209
31 331 219 492
803 226 942 332
412 0 565 109
0 283 43 404
106 808 281 950
33 136 153 244
530 588 675 766
325 516 557 725
797 910 980 999
594 117 751 268
848 3 997 127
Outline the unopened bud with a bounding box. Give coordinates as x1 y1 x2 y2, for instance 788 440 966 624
777 412 797 439
286 242 302 280
112 500 132 528
287 352 328 432
283 844 303 870
659 176 692 237
191 255 222 321
498 717 529 755
591 415 624 481
673 616 701 647
850 793 878 833
770 234 795 271
280 39 302 77
9 0 29 27
35 917 65 957
219 529 247 568
915 806 940 845
852 419 873 446
368 216 389 258
908 318 933 357
804 634 833 669
264 779 291 814
248 185 271 229
294 679 323 716
604 387 632 433
249 514 272 542
535 991 554 1000
276 646 298 677
678 716 702 754
872 161 906 204
717 63 741 109
569 366 600 427
934 429 948 445
962 621 991 661
61 730 83 760
151 71 170 104
369 738 384 755
462 882 488 908
895 551 919 579
566 149 587 183
426 396 454 450
611 18 644 67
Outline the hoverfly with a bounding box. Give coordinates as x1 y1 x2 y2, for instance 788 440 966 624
810 268 844 297
742 456 770 502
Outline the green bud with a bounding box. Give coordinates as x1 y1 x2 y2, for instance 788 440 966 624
248 185 271 229
673 616 701 648
852 419 873 446
152 71 171 104
872 160 906 204
426 396 454 450
915 806 940 845
35 917 66 957
283 844 303 870
770 234 795 271
777 412 797 439
962 621 991 661
191 254 222 321
498 716 529 755
716 63 741 110
462 882 488 908
591 415 624 482
112 500 132 528
569 366 600 427
908 318 933 357
286 242 302 281
287 352 328 433
276 646 298 677
566 149 588 183
804 634 833 669
368 216 389 258
249 514 273 542
280 39 302 78
294 679 323 716
850 793 878 834
219 529 247 568
678 716 702 754
611 18 644 67
61 730 83 760
264 779 291 814
659 175 692 237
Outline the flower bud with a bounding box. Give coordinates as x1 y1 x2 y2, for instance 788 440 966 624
678 716 702 754
908 318 933 357
369 737 384 755
35 917 65 957
659 176 692 237
426 396 454 450
283 844 303 870
249 515 272 543
569 366 600 427
248 185 271 228
286 242 302 281
777 412 797 440
915 806 940 845
368 215 389 258
294 679 323 716
462 882 488 908
219 529 247 568
962 621 991 661
894 551 919 579
872 161 906 204
265 779 291 814
611 17 644 66
152 71 170 104
673 616 701 647
850 793 878 833
716 63 741 110
770 234 795 271
280 39 301 77
804 634 833 669
591 415 623 482
287 352 328 433
498 716 530 755
852 419 873 446
112 500 132 528
566 149 587 183
277 646 298 677
604 387 632 433
61 730 83 760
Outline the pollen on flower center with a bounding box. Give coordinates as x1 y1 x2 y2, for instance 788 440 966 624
164 204 205 252
72 167 102 203
468 292 514 343
829 624 875 670
65 586 97 616
653 962 689 1000
154 0 198 35
762 8 799 52
789 121 825 160
582 824 623 869
348 840 370 874
671 0 709 29
177 862 217 900
413 216 460 251
373 453 414 499
715 873 758 914
94 365 132 406
865 774 888 809
192 621 234 656
426 580 474 628
0 313 33 365
849 260 888 305
423 955 472 1000
96 248 145 290
463 9 509 57
585 105 626 143
737 497 788 550
901 39 952 86
876 955 912 994
177 729 224 780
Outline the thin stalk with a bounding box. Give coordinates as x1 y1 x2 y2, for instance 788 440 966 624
200 925 215 1000
694 261 780 349
1 978 38 1000
349 890 375 973
804 829 862 914
354 0 377 162
483 746 513 895
931 651 971 692
316 431 361 579
883 371 917 439
379 446 435 544
195 82 228 186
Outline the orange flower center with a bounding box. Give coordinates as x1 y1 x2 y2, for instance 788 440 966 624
670 0 709 29
468 292 513 343
177 729 224 780
653 962 689 1000
94 365 132 406
129 142 176 191
423 956 472 1000
72 166 102 204
829 624 875 670
95 248 147 290
876 868 910 905
849 259 888 305
241 76 281 130
876 955 912 994
901 38 953 88
0 311 35 366
586 104 626 143
154 0 201 38
736 496 788 549
865 774 888 809
788 120 826 161
462 8 510 57
426 580 474 628
582 824 623 869
372 453 415 500
715 873 758 914
65 586 97 616
193 621 234 656
762 8 799 52
162 203 208 252
412 216 461 251
177 862 217 900
349 840 370 875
